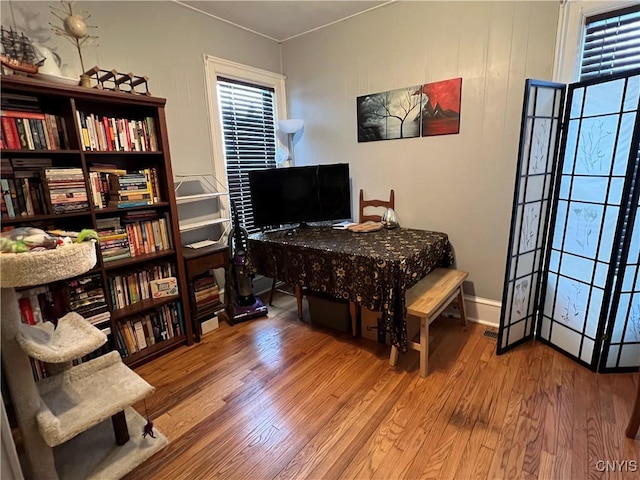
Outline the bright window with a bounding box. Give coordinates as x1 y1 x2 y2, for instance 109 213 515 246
217 77 277 235
579 5 640 80
204 56 286 236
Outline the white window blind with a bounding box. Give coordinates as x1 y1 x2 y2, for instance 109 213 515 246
217 77 277 235
580 5 640 80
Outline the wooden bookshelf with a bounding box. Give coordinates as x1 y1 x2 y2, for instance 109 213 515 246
0 74 194 366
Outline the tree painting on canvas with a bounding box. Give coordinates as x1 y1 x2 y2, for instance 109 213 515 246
356 86 422 142
420 77 462 137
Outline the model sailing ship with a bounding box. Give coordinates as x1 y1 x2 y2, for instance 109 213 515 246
0 26 44 74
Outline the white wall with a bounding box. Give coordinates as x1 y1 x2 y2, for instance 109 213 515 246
4 1 281 176
281 1 560 301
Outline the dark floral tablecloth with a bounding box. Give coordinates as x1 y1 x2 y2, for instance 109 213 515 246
247 227 454 353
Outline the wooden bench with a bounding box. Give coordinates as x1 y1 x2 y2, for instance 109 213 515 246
389 268 468 377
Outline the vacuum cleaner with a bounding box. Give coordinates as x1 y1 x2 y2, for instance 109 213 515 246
226 200 268 324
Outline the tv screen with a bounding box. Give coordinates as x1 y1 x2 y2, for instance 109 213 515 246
248 163 351 228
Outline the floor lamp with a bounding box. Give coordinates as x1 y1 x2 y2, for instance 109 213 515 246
278 119 304 166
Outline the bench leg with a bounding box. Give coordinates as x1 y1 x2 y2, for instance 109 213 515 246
457 286 467 327
389 346 399 366
420 316 429 377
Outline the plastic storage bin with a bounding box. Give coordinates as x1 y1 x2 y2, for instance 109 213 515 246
307 291 351 333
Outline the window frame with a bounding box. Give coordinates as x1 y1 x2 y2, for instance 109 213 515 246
203 55 287 232
553 1 638 82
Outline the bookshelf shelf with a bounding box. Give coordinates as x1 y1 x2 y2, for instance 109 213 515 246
83 151 164 156
103 249 176 270
124 335 186 368
110 294 181 321
0 149 82 156
95 201 170 216
179 217 230 232
176 192 225 204
1 74 193 371
2 210 92 225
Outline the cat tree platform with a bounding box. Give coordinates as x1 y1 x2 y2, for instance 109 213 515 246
16 312 107 363
36 351 155 447
0 242 97 288
54 407 167 480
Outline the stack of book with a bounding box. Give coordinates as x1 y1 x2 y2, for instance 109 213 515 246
107 261 176 310
1 158 53 218
107 169 155 208
121 209 172 255
43 167 89 214
68 273 111 326
96 217 131 263
86 166 161 209
76 111 158 152
193 272 221 316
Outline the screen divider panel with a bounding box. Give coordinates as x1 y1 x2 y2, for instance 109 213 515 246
600 138 640 370
602 177 640 370
497 80 565 354
539 71 640 370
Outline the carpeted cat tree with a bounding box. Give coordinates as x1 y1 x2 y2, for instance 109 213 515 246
0 242 168 480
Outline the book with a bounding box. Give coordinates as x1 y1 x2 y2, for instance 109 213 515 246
18 297 35 325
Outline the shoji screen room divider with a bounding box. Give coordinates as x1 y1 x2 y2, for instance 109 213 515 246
499 68 640 372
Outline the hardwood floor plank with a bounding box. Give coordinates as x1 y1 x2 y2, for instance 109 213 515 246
406 336 491 479
537 449 555 480
119 293 640 480
304 371 414 480
453 341 510 479
216 344 386 480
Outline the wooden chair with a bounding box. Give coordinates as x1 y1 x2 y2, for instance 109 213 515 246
359 189 395 223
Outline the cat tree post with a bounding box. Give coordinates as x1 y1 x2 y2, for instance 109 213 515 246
1 286 56 480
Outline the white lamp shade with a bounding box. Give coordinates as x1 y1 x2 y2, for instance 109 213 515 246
278 118 304 134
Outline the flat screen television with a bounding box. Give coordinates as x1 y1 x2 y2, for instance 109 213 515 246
248 163 351 228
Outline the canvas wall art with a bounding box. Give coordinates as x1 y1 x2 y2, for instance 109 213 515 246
356 85 422 142
419 77 462 137
356 77 462 143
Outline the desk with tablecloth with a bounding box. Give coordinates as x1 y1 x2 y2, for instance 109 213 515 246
247 227 453 353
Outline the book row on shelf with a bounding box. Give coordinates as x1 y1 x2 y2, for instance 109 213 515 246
76 111 158 152
91 165 162 208
114 302 185 358
107 261 176 310
97 212 172 263
0 158 163 220
1 109 71 151
68 273 111 325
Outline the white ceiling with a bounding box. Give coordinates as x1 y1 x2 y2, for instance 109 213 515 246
178 1 392 42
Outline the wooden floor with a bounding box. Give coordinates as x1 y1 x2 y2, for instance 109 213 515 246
125 293 640 480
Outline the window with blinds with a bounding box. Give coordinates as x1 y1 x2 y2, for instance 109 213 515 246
217 77 277 235
580 5 640 80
